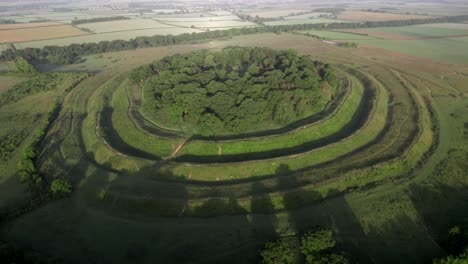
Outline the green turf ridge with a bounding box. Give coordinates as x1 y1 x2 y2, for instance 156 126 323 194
101 72 432 216
82 72 154 171
110 73 362 162
172 75 357 159
99 69 420 206
227 68 435 214
165 73 388 181
79 70 386 181
108 77 184 158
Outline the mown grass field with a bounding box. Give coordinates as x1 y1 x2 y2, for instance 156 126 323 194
337 10 435 21
0 30 467 264
299 30 378 40
158 20 258 29
298 24 468 64
353 37 468 64
78 19 176 33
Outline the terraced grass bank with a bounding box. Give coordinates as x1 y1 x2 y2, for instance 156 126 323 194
2 32 464 264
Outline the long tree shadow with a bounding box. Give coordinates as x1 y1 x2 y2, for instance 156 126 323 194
406 149 468 257
273 163 446 263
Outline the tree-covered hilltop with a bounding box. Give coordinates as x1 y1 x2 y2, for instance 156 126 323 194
131 47 338 136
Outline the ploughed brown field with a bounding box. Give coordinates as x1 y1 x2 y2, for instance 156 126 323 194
0 25 89 43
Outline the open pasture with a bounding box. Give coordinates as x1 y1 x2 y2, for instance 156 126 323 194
361 24 468 39
158 20 258 29
337 28 417 40
78 19 175 33
337 10 435 21
355 37 468 64
242 9 311 18
300 30 378 40
0 24 88 44
19 12 120 23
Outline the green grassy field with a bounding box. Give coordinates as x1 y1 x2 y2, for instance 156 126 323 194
366 23 468 38
264 18 351 26
78 19 176 33
299 30 378 40
296 24 468 64
354 37 468 64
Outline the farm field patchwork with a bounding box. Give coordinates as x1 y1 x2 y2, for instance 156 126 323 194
337 10 435 21
12 27 204 49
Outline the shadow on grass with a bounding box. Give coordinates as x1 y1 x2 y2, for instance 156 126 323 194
99 106 161 160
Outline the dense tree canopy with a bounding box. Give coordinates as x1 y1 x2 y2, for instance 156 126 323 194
133 47 338 136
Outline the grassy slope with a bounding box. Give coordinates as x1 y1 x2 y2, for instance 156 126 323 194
168 74 386 180
0 33 466 264
110 78 183 158
366 24 468 38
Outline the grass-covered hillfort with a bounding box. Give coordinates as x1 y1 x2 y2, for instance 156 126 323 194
0 1 467 263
